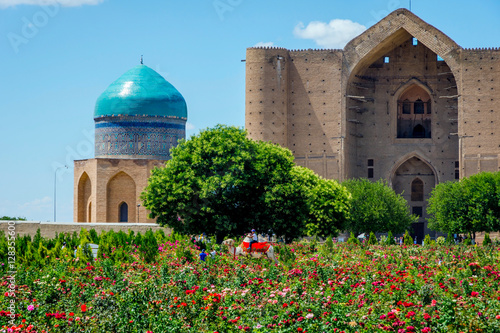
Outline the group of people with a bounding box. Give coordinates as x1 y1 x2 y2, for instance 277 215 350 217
199 248 217 261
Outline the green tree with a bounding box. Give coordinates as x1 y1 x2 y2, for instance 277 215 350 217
367 232 377 245
404 230 413 245
141 229 158 263
342 178 416 235
306 174 351 239
428 172 500 240
386 230 396 245
0 216 27 221
143 125 350 243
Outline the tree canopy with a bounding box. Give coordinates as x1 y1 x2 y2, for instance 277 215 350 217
342 178 416 235
141 125 351 242
427 171 500 237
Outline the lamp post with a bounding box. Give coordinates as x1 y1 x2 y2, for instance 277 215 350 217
137 204 141 223
54 165 68 222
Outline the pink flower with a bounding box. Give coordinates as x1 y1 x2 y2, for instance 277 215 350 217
471 291 479 297
27 305 35 311
422 328 431 333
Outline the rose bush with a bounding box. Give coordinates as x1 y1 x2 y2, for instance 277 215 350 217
1 230 500 332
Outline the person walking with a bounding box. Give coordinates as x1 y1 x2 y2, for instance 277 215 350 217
199 249 207 261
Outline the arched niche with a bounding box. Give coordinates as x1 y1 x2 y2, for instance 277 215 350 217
77 172 92 222
397 85 432 138
106 171 136 222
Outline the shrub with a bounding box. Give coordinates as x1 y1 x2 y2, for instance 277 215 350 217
483 233 492 246
403 230 413 246
347 232 360 245
445 232 455 245
386 231 396 245
367 232 377 245
424 234 432 246
141 229 158 264
436 236 446 245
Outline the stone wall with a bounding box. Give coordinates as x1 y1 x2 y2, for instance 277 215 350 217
74 158 164 223
0 221 169 239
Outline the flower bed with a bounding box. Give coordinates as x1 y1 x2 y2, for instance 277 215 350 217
1 235 500 332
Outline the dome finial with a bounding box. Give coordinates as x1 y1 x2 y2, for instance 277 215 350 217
140 55 143 65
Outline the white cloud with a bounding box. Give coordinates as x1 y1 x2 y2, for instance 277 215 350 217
185 122 195 131
293 19 366 49
0 0 104 8
18 196 52 210
254 42 274 47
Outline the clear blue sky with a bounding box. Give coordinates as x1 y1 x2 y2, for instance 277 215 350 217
1 0 499 222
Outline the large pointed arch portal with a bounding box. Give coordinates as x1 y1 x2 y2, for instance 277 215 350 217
391 155 436 242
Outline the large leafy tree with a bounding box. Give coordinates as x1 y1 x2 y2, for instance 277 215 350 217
342 178 416 235
428 171 500 238
142 125 352 242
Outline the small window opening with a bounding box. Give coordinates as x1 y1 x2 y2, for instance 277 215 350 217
368 168 374 179
412 206 423 217
384 56 390 63
414 99 425 114
119 202 128 222
411 178 424 201
412 37 418 46
412 124 426 138
367 159 374 167
402 100 411 114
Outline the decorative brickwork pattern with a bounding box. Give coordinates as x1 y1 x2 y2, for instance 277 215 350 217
94 116 185 160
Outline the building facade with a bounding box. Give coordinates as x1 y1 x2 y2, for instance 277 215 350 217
74 64 187 223
245 9 500 240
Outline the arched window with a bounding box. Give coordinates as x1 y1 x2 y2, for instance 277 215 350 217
119 202 128 222
402 99 411 114
411 178 424 201
412 124 426 138
397 85 432 138
414 99 425 114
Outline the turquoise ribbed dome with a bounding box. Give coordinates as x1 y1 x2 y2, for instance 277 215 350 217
94 65 187 119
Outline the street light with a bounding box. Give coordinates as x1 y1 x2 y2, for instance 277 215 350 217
54 165 68 222
137 204 141 223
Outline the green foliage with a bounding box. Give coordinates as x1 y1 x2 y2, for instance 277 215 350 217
403 230 413 246
483 233 492 246
428 171 500 235
89 228 99 243
463 237 472 246
306 175 351 239
424 234 432 246
77 235 93 263
445 232 455 245
175 246 195 264
135 232 143 247
367 231 377 245
436 236 445 245
275 244 296 266
141 229 159 264
0 216 27 220
385 231 396 245
347 232 360 245
342 178 417 235
142 125 351 243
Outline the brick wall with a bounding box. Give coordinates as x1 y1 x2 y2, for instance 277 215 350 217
0 221 169 239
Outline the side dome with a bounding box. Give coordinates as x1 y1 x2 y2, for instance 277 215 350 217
94 65 187 119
